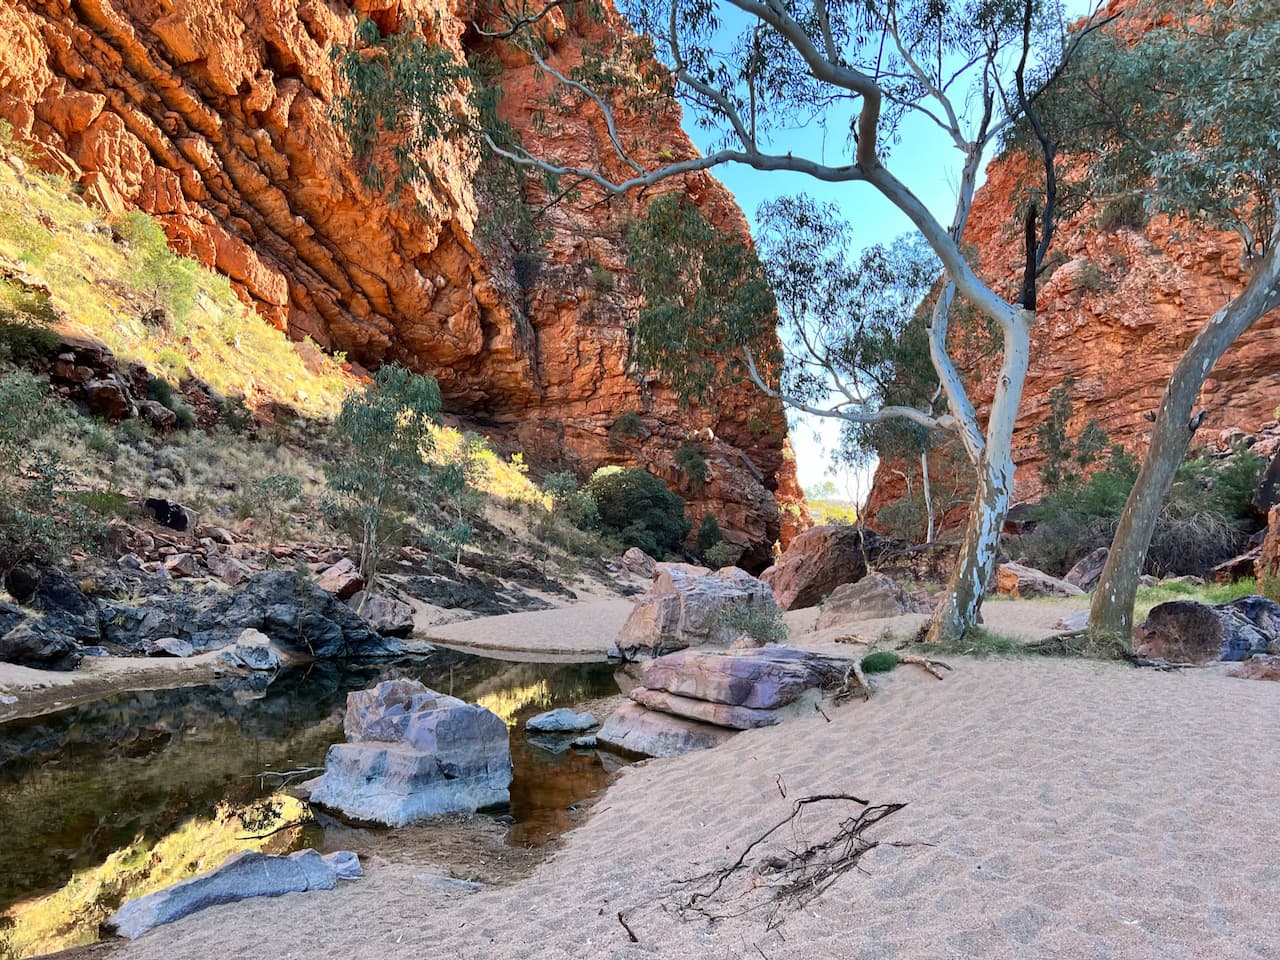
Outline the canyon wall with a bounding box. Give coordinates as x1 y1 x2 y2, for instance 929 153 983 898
868 138 1280 528
0 0 808 567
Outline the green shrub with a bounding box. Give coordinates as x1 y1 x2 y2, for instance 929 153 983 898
541 471 599 529
609 411 645 440
703 541 735 568
115 210 198 321
584 465 690 557
675 439 708 488
1096 193 1148 232
696 512 723 554
0 284 61 362
0 371 99 568
714 601 788 644
324 363 441 588
247 473 302 557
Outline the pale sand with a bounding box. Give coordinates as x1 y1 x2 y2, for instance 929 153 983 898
419 598 635 657
111 655 1280 960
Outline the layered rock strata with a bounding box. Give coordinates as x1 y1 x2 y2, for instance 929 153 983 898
0 0 805 564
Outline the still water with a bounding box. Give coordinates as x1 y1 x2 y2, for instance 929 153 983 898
0 650 621 959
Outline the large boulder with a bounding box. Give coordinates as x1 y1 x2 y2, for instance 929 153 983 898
0 621 82 671
614 564 779 656
595 701 736 758
1065 547 1109 591
315 558 364 601
1134 597 1280 664
815 573 922 630
309 679 512 826
20 568 100 643
348 591 415 637
106 849 360 940
526 708 597 733
995 562 1085 599
620 547 656 578
97 570 401 658
142 497 198 532
597 646 847 757
760 525 871 610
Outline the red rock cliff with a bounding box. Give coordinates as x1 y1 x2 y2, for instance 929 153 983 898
0 0 806 566
869 110 1280 526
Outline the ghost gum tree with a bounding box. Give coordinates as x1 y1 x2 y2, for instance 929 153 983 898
333 0 1108 642
1031 0 1280 639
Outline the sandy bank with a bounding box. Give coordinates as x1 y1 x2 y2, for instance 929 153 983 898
419 599 634 658
101 653 1279 960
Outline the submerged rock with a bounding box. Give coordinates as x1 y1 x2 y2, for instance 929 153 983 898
106 849 360 940
309 679 512 826
525 708 597 733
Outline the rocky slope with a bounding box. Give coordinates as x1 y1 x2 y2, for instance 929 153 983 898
0 0 806 567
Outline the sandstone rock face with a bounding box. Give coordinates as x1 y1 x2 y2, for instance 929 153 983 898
995 563 1085 599
309 679 512 826
1134 597 1280 664
614 564 780 656
761 525 871 611
106 849 359 940
869 9 1280 525
348 591 415 638
0 0 804 564
815 574 922 630
1227 655 1280 682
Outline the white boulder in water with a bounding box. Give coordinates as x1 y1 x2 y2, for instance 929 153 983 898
308 679 512 827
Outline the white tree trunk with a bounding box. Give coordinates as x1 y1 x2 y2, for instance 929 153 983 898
926 308 1033 643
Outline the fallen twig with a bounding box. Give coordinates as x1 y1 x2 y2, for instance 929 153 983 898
617 911 638 943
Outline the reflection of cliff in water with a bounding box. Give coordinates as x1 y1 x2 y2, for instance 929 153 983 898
0 651 619 959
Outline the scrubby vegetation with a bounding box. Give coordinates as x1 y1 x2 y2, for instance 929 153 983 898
1014 446 1264 579
584 466 691 558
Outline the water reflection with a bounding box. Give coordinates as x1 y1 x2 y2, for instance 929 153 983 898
0 651 619 959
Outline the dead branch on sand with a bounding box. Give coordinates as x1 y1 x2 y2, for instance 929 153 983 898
675 794 908 930
831 653 952 702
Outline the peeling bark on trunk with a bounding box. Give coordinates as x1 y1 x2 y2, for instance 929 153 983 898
926 308 1033 643
1090 240 1280 639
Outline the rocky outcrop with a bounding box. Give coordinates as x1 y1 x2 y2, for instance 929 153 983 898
1065 548 1109 591
0 0 804 564
761 525 872 611
1134 597 1280 664
614 563 780 657
815 574 923 630
106 849 361 940
995 562 1085 599
308 679 512 826
597 646 846 757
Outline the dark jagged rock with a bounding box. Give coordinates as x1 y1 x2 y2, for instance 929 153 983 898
1135 597 1280 664
1065 547 1110 591
142 497 198 532
0 621 81 671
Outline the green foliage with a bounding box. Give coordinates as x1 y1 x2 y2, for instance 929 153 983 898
247 473 303 557
674 439 708 488
609 412 645 444
425 432 488 568
929 627 1028 659
626 194 776 407
696 512 723 555
1016 447 1260 577
115 211 198 322
1095 193 1148 232
0 283 61 363
583 466 690 558
702 541 736 568
541 471 599 530
1034 379 1107 491
860 651 900 673
0 371 98 569
715 602 788 645
1037 0 1280 251
324 363 441 588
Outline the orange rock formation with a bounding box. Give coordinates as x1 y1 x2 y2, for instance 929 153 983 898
0 0 807 567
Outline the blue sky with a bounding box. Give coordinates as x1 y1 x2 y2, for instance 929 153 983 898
676 2 1098 501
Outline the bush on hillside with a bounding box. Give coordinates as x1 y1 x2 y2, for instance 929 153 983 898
584 466 690 558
